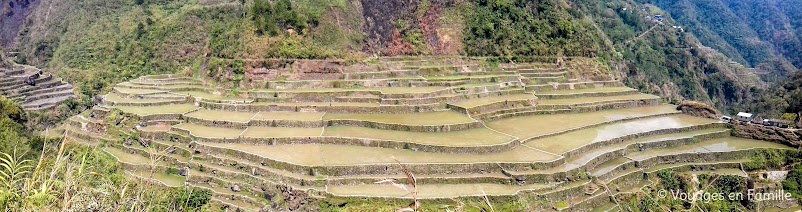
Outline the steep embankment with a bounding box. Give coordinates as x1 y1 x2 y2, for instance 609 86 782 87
0 0 41 48
650 0 802 81
0 0 771 114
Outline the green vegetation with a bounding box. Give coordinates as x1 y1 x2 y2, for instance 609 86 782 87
743 149 800 171
650 0 802 79
572 0 762 113
620 172 758 211
3 0 802 210
251 0 310 36
7 0 786 116
0 98 213 211
735 71 802 119
0 97 44 158
0 142 216 211
783 165 802 198
463 0 604 57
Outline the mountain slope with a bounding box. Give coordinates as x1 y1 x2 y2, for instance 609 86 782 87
0 0 41 48
0 0 774 115
570 0 764 113
650 0 801 80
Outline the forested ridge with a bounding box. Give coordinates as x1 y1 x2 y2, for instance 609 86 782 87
650 0 802 82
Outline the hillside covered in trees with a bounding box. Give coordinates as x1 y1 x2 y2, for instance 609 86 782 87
0 0 789 118
650 0 802 82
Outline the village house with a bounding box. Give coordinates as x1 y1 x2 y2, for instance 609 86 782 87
765 119 793 128
736 112 753 122
654 15 664 22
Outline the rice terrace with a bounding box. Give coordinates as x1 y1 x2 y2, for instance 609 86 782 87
4 0 802 210
45 56 797 211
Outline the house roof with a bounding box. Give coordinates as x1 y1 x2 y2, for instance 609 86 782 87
766 119 792 124
737 112 753 118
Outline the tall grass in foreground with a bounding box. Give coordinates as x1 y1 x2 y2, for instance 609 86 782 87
0 136 211 211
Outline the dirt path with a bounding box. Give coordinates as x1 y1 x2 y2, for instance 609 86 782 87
622 24 660 45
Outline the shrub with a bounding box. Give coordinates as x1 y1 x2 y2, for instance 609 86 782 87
785 165 802 198
172 187 212 210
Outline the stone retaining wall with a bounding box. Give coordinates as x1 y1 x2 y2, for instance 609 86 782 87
335 96 381 103
326 119 481 132
90 106 111 118
526 181 591 204
116 144 188 167
184 116 251 129
475 98 661 121
637 130 730 151
526 81 623 92
148 141 193 158
344 70 422 80
569 192 614 212
130 80 201 87
24 90 74 102
191 141 563 177
642 162 742 177
264 79 429 90
251 90 377 102
200 101 446 113
186 176 266 204
563 123 726 163
192 156 313 186
137 113 184 122
180 123 521 153
636 149 794 168
478 106 564 121
527 76 567 85
379 88 455 99
183 114 482 132
605 169 644 189
536 90 640 100
382 94 465 105
107 99 189 107
512 124 727 183
595 161 637 182
325 174 513 186
455 98 537 116
251 119 325 128
140 75 190 80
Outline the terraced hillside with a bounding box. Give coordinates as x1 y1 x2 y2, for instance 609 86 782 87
0 64 75 110
59 57 794 211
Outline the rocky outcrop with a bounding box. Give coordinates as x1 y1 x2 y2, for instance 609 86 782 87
732 123 802 148
275 184 315 211
676 101 721 120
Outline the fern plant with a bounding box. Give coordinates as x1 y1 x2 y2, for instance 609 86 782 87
0 149 32 209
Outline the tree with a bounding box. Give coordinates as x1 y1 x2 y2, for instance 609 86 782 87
135 22 145 39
